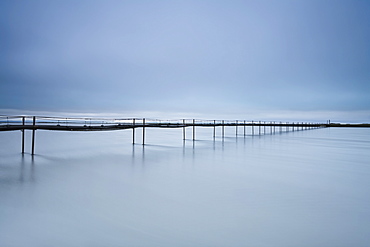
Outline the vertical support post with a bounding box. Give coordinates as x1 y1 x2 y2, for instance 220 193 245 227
142 118 145 145
280 122 282 133
236 120 238 136
213 120 216 138
132 118 135 144
252 121 254 135
259 121 261 135
270 121 273 134
183 119 186 140
31 116 36 155
273 121 275 133
192 119 195 141
222 120 225 138
243 120 246 136
22 117 25 154
264 121 266 134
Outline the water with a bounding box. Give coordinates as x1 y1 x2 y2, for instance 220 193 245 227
1 126 370 247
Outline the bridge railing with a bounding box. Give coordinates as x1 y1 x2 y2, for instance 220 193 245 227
36 116 143 127
0 116 325 129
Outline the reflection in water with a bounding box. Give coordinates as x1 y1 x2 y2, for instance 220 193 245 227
19 155 25 183
0 128 370 246
141 144 145 166
0 154 38 186
30 155 35 183
131 143 136 166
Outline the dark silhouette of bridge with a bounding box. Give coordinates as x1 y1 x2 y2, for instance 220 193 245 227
0 115 328 155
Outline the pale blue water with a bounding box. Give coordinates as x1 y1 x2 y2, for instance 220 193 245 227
1 126 370 247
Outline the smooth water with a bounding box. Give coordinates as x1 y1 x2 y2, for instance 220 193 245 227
1 127 370 247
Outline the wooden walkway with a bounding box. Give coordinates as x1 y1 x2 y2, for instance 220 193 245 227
1 116 326 155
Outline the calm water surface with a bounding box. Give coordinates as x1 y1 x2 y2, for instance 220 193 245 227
1 127 370 246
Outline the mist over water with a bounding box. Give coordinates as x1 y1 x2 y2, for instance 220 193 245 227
1 127 370 246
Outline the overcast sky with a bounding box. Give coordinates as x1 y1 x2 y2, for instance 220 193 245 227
1 0 369 121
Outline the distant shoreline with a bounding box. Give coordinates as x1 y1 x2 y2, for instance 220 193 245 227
328 123 370 128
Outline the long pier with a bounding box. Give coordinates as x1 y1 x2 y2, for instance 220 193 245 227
1 116 327 155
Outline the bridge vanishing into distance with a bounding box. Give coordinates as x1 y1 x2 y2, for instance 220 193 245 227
0 115 330 155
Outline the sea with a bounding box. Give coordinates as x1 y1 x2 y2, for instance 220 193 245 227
0 125 370 247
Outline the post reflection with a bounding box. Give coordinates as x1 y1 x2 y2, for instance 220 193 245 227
19 155 25 183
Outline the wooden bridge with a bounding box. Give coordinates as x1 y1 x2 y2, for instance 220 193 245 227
0 116 326 155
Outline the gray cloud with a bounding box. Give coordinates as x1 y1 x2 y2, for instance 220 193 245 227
1 0 369 118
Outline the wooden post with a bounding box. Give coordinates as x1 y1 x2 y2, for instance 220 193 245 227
183 119 186 140
213 120 216 138
222 120 225 138
236 120 238 136
259 121 261 135
22 117 25 154
132 118 135 144
252 121 254 135
31 116 36 155
142 118 145 145
270 122 272 134
244 120 246 136
192 119 195 141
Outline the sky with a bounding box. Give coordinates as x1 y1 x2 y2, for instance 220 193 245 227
1 0 369 122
